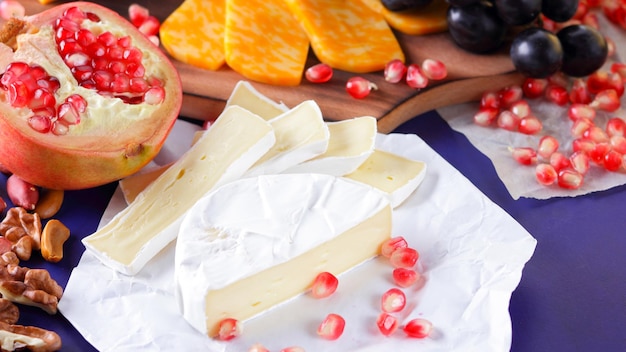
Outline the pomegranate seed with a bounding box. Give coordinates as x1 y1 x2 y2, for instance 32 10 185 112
381 288 407 313
111 74 131 93
606 117 626 137
118 36 132 49
317 313 345 340
568 104 596 121
346 76 377 98
473 107 499 126
522 77 548 99
569 78 593 104
403 318 433 338
518 115 543 135
392 267 419 288
498 85 523 108
611 62 626 78
384 59 407 83
67 94 87 113
480 91 500 110
248 343 270 352
509 100 531 118
216 318 241 341
381 236 408 258
570 151 590 174
28 88 56 110
582 12 599 28
603 150 623 171
590 89 621 112
0 0 25 20
538 135 559 159
389 247 419 268
558 169 584 189
97 31 117 47
607 72 625 97
130 77 149 92
586 71 609 94
421 59 447 80
63 6 87 22
148 35 160 46
572 138 596 154
545 85 569 105
7 81 31 108
310 272 339 299
28 115 52 133
511 147 537 165
610 135 626 154
126 62 146 78
583 126 609 143
305 63 333 83
51 121 69 136
376 312 399 336
589 142 611 164
406 64 428 89
128 3 150 27
57 102 81 125
144 86 165 104
549 152 571 171
535 163 558 186
496 110 520 131
280 347 305 352
571 117 594 138
138 16 161 37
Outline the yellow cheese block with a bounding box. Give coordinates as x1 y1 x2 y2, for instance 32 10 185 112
224 0 310 85
285 0 405 73
361 0 449 35
159 0 226 70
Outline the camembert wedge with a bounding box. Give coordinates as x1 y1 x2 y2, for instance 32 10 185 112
224 81 288 120
83 106 276 275
175 174 392 337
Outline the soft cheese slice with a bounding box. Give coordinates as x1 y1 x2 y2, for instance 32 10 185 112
224 0 310 85
83 106 276 275
283 116 377 176
345 149 427 208
361 0 449 35
175 173 392 337
245 100 329 176
285 0 404 73
224 81 288 121
160 0 226 70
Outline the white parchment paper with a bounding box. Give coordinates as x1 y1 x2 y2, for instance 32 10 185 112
438 14 626 200
59 120 537 352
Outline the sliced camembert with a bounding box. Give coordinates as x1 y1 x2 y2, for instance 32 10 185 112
175 173 392 337
224 80 288 120
83 106 276 275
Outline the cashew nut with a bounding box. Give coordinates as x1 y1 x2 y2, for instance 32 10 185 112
40 220 70 263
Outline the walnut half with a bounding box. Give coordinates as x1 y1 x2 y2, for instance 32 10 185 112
0 321 61 352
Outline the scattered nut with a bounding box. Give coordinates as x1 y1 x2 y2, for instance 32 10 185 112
33 189 64 219
40 220 70 263
0 197 6 213
0 298 19 325
0 265 62 315
0 321 62 352
0 207 42 260
6 175 39 211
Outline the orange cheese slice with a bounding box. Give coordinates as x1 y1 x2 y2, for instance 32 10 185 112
224 0 309 86
285 0 404 73
361 0 449 35
159 0 226 71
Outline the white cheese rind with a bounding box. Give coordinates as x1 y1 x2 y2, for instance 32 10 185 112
245 100 330 176
175 173 391 336
225 80 288 120
82 106 276 275
283 116 377 176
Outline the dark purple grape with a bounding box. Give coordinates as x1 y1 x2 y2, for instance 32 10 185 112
557 24 608 77
447 3 507 53
510 28 563 78
542 0 579 23
382 0 434 11
494 0 542 26
445 0 482 5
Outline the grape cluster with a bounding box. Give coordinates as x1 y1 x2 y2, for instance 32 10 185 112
446 0 608 78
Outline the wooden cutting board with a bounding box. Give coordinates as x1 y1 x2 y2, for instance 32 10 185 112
18 0 523 133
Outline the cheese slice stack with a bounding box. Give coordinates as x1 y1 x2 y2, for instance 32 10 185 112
175 173 392 337
224 0 310 85
224 81 288 120
285 0 404 73
83 106 276 275
361 0 449 35
159 0 226 70
345 149 427 208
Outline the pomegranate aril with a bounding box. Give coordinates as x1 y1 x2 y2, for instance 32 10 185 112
63 6 87 22
346 76 377 99
586 71 609 94
496 110 520 131
86 42 107 58
389 247 419 268
545 85 569 106
138 16 161 37
310 272 338 299
535 163 558 186
118 36 132 49
28 115 52 133
558 169 584 189
317 313 345 340
569 78 593 104
381 236 408 258
518 115 543 135
571 117 594 138
612 62 626 78
511 147 537 165
144 86 165 104
603 149 623 171
589 142 611 164
392 267 419 288
280 347 305 352
610 135 626 154
572 138 595 154
28 88 56 110
67 94 87 113
216 318 241 341
107 46 125 61
129 3 150 27
71 65 94 81
305 63 333 83
480 91 500 110
607 72 624 97
568 104 595 121
97 31 117 47
509 100 530 118
473 107 499 126
381 288 406 313
126 62 146 78
538 135 559 159
93 70 113 90
123 47 143 63
498 85 523 108
248 344 270 352
65 52 90 68
384 59 406 83
57 102 81 125
549 152 571 172
406 64 428 89
52 120 69 136
7 81 32 108
376 312 399 336
570 151 590 175
111 74 131 93
522 77 547 99
590 89 621 112
583 126 609 143
130 77 149 93
421 59 447 80
108 60 127 74
403 318 433 338
606 117 626 137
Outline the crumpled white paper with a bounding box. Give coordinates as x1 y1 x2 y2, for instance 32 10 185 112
438 14 626 200
59 120 536 352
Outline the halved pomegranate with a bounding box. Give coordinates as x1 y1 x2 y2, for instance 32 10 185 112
0 2 182 190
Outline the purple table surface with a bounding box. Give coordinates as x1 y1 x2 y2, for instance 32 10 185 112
5 110 626 351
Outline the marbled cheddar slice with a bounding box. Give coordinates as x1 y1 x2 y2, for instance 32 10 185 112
361 0 449 35
285 0 404 73
345 149 427 208
160 0 226 70
224 0 309 85
83 106 276 275
225 81 288 120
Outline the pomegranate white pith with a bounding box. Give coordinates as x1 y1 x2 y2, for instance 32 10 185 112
0 2 181 190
